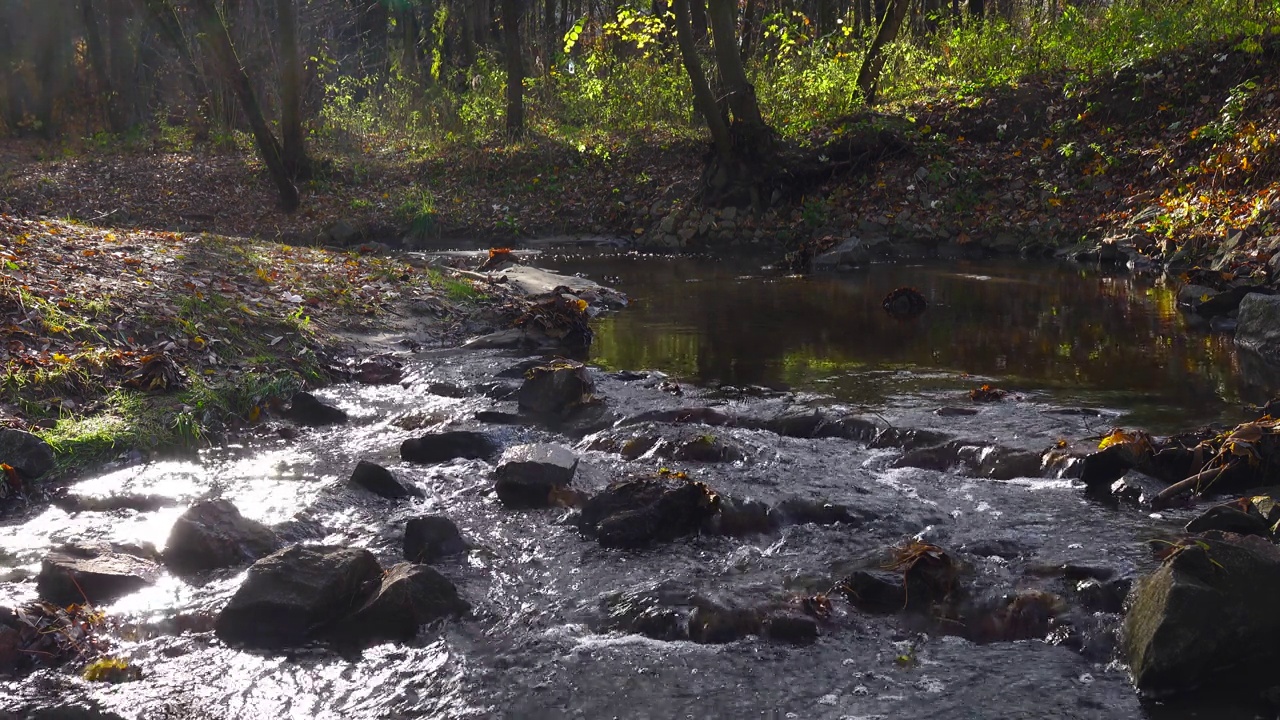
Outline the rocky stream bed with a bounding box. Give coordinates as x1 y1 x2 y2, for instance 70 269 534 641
5 254 1280 719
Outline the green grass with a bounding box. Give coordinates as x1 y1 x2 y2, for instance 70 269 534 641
310 0 1279 151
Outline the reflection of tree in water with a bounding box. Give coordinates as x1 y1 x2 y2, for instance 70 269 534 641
580 258 1240 419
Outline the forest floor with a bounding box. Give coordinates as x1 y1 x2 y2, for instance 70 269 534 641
3 31 1280 484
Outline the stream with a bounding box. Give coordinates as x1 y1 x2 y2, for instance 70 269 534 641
0 254 1267 719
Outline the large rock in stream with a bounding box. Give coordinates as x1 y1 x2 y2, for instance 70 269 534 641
349 460 422 499
401 431 498 464
215 545 382 649
164 499 281 574
0 429 55 480
404 516 470 562
517 362 596 417
492 444 579 508
282 391 348 426
578 477 719 548
38 544 161 606
1235 292 1280 362
333 562 469 646
1124 532 1280 696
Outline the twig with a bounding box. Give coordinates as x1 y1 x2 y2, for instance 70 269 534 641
1151 462 1232 509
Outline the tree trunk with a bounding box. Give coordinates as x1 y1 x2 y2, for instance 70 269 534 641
399 6 421 82
501 0 525 136
136 0 214 139
706 0 766 131
83 0 124 133
103 0 139 132
673 0 731 163
689 0 708 42
277 0 307 178
739 0 758 61
856 0 908 105
191 0 299 212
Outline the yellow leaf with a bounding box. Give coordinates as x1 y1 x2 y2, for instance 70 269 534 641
1098 429 1134 450
52 353 71 364
1042 138 1053 150
1201 293 1211 302
248 406 261 423
1047 198 1062 207
48 324 65 333
921 124 932 134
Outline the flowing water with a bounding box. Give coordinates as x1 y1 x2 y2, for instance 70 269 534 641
0 255 1267 720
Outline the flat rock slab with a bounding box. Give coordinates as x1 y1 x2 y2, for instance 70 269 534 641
215 545 381 649
38 545 161 606
350 460 422 499
0 429 55 480
334 562 469 646
493 444 579 509
401 431 498 464
164 499 281 574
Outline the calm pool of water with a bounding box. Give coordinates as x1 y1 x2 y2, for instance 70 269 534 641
548 255 1251 432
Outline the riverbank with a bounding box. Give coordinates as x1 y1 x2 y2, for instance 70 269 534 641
4 33 1280 274
0 214 531 493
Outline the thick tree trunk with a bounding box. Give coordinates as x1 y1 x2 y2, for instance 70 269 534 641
672 0 731 162
191 0 299 212
277 0 307 178
501 0 525 136
689 0 708 42
856 0 909 105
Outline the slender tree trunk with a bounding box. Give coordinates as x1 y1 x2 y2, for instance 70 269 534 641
107 0 141 128
83 0 123 133
399 6 421 81
277 0 307 178
739 0 758 61
191 0 299 212
136 0 214 139
856 0 908 105
501 0 525 136
673 0 731 163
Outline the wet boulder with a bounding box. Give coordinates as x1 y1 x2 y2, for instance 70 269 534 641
1124 532 1280 695
774 497 875 527
579 477 720 548
517 361 596 417
707 495 778 536
404 516 470 563
163 499 281 574
492 444 579 509
283 391 348 426
0 429 55 480
686 601 762 644
811 237 869 271
661 432 747 463
1235 293 1280 363
37 544 161 606
333 562 469 646
349 460 422 500
215 545 381 649
1184 500 1271 538
841 569 909 613
960 590 1064 643
401 431 498 464
761 612 820 645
